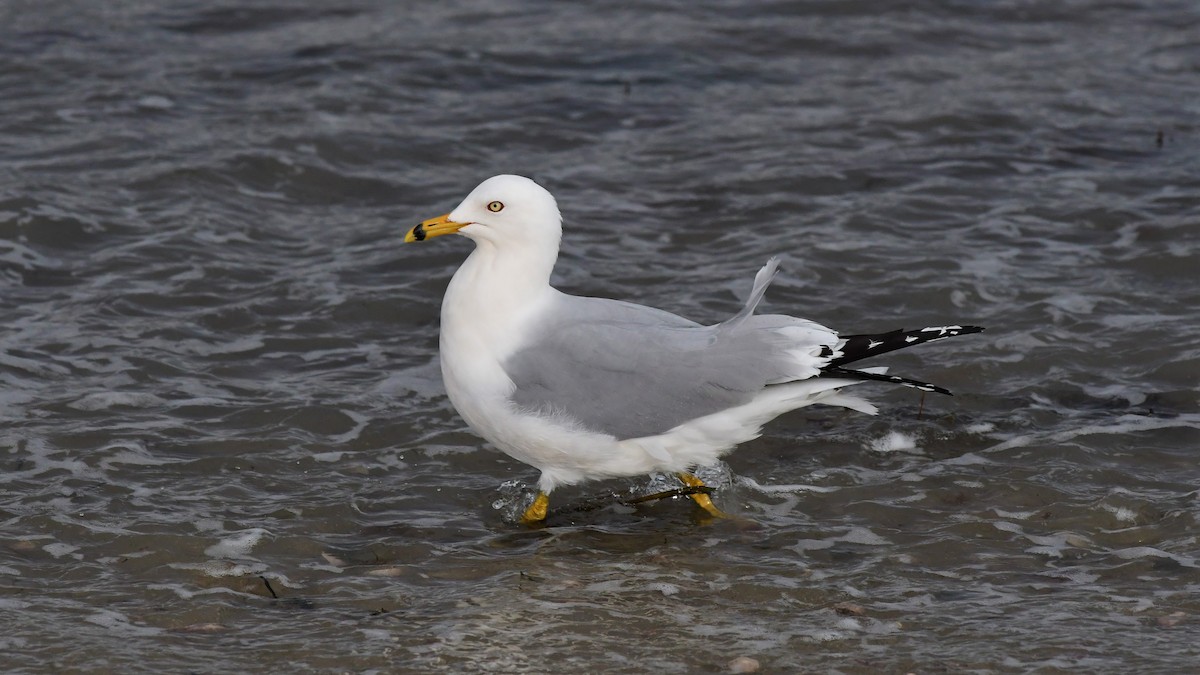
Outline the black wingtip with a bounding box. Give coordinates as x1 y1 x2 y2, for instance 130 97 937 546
826 324 985 367
818 366 957 396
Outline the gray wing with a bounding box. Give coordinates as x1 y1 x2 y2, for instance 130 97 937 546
503 263 836 440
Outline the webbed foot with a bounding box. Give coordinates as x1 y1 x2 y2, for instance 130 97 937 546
521 491 550 524
677 472 732 519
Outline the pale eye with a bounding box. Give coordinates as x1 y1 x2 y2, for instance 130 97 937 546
487 201 504 212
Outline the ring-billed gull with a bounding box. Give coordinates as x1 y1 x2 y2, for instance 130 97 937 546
405 175 983 523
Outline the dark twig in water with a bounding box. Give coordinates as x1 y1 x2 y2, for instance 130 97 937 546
918 391 926 419
260 576 279 599
530 485 716 521
624 485 714 505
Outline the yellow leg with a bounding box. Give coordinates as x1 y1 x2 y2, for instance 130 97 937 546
521 492 550 524
677 472 730 519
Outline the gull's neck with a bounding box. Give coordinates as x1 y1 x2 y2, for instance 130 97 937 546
440 238 559 362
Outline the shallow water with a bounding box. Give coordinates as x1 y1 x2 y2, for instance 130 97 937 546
3 1 1199 672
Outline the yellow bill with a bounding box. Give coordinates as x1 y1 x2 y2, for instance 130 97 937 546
405 213 466 243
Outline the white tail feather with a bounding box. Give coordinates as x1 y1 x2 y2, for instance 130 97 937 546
724 257 779 328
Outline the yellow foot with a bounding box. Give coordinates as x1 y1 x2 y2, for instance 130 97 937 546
677 472 731 519
521 492 550 524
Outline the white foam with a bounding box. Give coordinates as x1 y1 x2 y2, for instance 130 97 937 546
5 439 102 481
868 431 918 454
0 240 61 272
1081 383 1147 406
1113 547 1195 567
839 527 890 546
98 549 154 565
84 609 162 636
993 508 1039 520
0 388 35 419
137 95 175 110
175 337 265 356
582 578 629 594
147 583 195 600
840 585 866 598
173 561 269 578
942 452 993 466
791 539 836 553
1025 531 1092 556
1101 504 1138 523
42 543 79 559
1043 292 1097 317
647 582 680 596
98 441 178 471
1047 569 1100 584
192 518 223 533
738 476 839 493
68 392 164 411
327 409 369 444
302 560 346 574
808 629 849 642
204 528 270 559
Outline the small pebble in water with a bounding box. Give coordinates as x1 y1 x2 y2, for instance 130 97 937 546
1157 612 1186 628
366 567 407 577
728 656 761 673
171 623 230 634
320 552 348 568
833 602 867 616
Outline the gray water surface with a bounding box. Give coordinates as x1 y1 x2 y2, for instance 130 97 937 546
3 1 1199 673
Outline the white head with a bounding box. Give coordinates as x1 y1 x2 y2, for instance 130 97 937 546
406 175 562 251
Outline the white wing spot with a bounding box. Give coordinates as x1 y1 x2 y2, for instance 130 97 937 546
920 325 962 335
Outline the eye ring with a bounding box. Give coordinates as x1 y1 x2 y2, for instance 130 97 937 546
487 201 504 212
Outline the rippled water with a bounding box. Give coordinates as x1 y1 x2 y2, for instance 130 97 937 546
3 1 1199 672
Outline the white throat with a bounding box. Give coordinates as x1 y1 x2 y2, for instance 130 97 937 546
442 235 557 350
437 235 560 449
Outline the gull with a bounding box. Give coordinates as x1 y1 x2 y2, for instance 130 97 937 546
405 175 982 523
